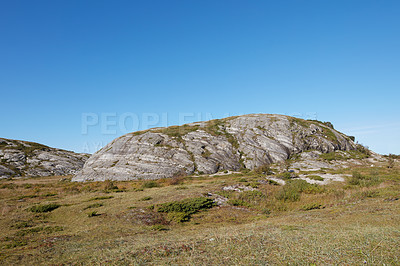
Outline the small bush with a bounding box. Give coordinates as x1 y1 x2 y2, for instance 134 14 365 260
360 190 379 199
140 196 152 201
142 181 160 189
276 185 300 202
307 175 324 181
348 172 380 187
254 164 272 175
157 197 215 222
29 203 60 213
261 208 271 215
265 179 279 185
301 203 322 211
248 182 260 188
150 224 168 231
104 180 117 189
87 211 100 217
16 226 63 236
83 203 103 210
17 195 38 200
0 183 16 189
4 239 27 249
227 199 250 207
277 172 296 180
216 190 234 199
89 196 114 201
238 190 266 205
276 179 324 202
356 144 371 157
167 212 191 223
12 221 33 229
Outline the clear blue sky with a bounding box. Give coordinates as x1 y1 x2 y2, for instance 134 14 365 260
1 0 399 154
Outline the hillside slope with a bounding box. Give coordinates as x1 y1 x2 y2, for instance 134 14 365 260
74 114 357 182
0 138 89 179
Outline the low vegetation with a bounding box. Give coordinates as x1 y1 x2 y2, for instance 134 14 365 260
28 203 60 213
157 197 215 222
0 158 399 264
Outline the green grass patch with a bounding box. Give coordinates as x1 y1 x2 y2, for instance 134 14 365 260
307 175 324 181
301 203 323 211
157 197 216 222
89 195 114 201
16 226 63 236
140 196 152 201
276 179 324 202
29 203 60 213
227 199 250 207
83 203 103 210
141 181 160 189
348 172 380 187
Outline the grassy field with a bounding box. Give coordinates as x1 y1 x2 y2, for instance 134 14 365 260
0 162 399 265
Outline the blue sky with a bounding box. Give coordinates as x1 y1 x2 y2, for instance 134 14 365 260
1 0 399 154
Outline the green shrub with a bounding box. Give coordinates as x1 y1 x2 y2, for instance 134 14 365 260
150 224 169 231
142 181 160 189
276 179 324 202
307 175 324 181
13 221 33 229
227 199 250 207
89 195 114 201
103 180 118 190
4 239 27 249
360 190 379 199
348 172 380 187
87 211 100 217
157 197 215 222
356 144 371 157
16 226 63 236
277 172 295 180
140 196 152 201
301 203 322 211
83 203 103 210
167 212 191 223
238 190 266 205
42 192 57 197
254 164 272 175
266 179 279 185
216 190 234 199
29 203 60 213
276 185 300 202
248 182 260 188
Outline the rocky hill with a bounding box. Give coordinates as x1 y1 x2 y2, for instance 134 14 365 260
74 114 359 182
0 138 89 179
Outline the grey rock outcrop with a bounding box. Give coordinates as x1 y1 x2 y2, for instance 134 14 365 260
0 138 89 179
74 114 357 182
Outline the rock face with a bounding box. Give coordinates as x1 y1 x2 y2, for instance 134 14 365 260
74 114 357 182
0 138 89 179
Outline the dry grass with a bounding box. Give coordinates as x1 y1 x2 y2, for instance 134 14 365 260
0 163 399 265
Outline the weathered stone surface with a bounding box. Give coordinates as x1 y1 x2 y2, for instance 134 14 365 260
74 114 357 182
0 138 89 179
